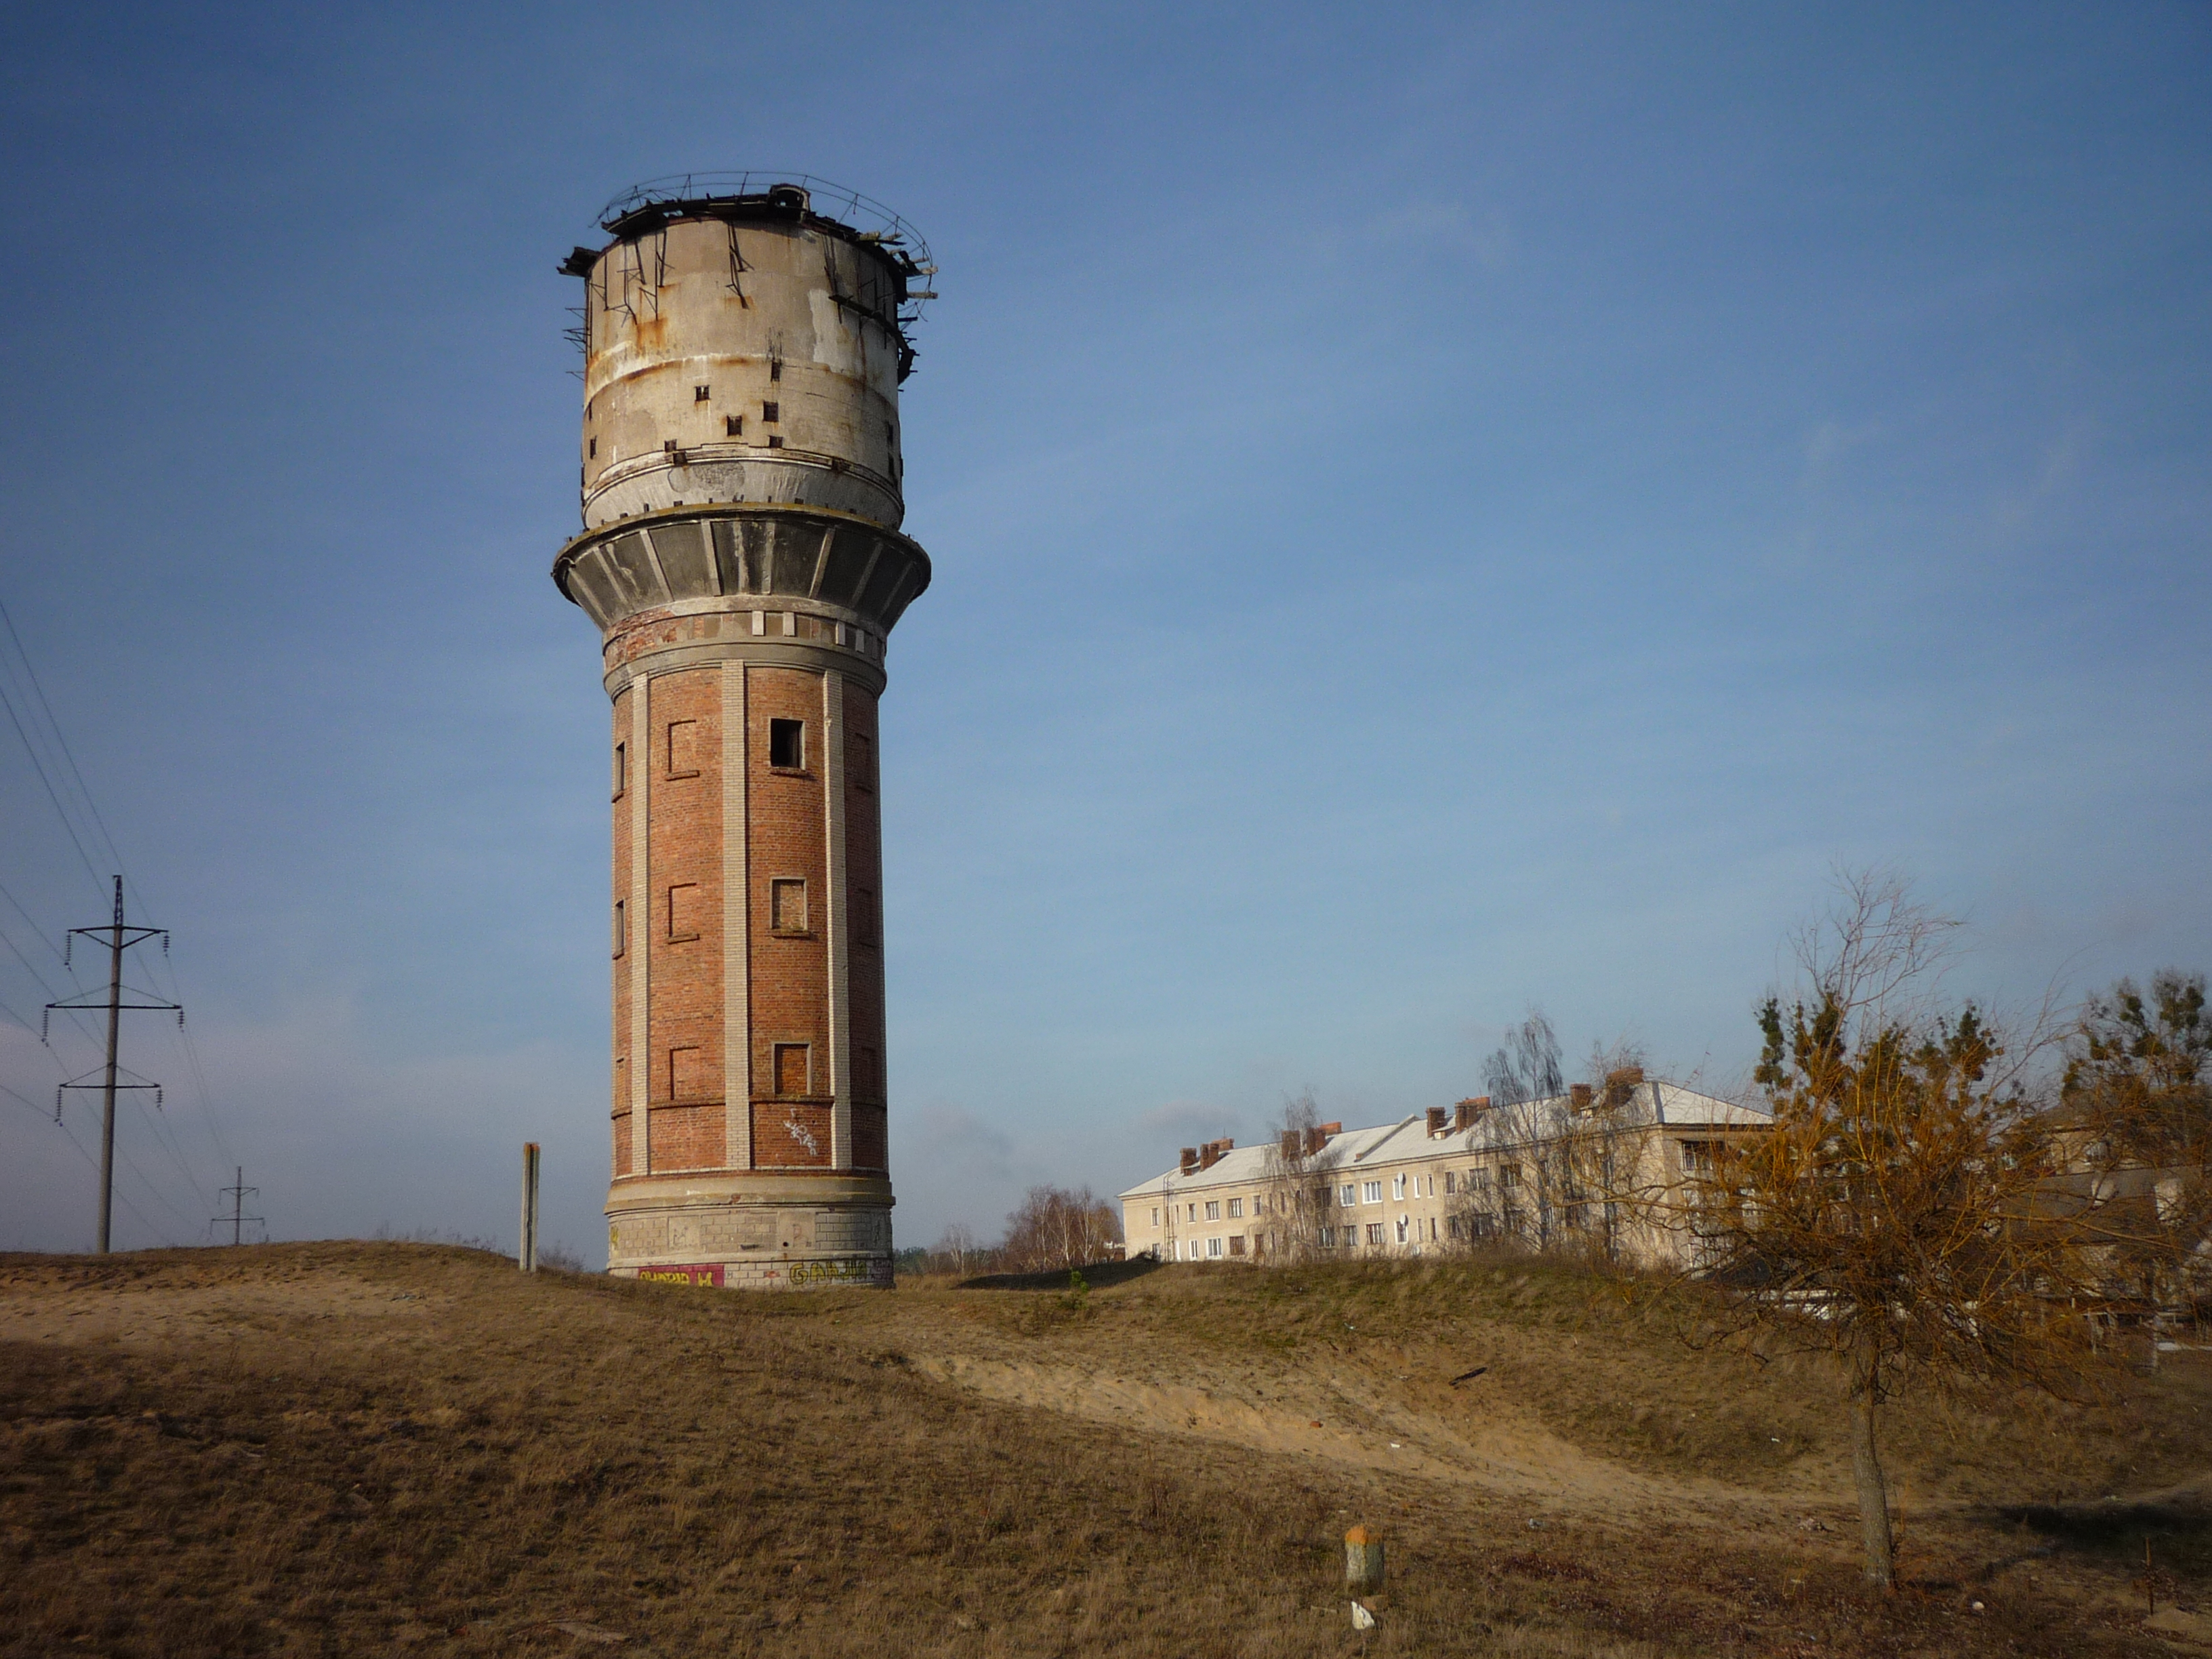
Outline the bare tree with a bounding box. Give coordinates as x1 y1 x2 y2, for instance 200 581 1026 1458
931 1223 985 1277
1658 872 2100 1588
1481 1012 1568 1248
1258 1088 1336 1263
1484 1009 1565 1105
1000 1185 1122 1273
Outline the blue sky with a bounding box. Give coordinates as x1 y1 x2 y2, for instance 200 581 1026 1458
1 3 2205 1263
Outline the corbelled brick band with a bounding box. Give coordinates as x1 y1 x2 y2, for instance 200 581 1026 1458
553 180 932 1288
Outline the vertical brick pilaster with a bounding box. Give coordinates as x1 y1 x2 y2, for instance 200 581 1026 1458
722 661 752 1169
629 673 651 1176
825 669 851 1170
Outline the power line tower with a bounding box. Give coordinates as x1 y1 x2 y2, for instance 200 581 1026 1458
215 1167 262 1246
45 876 182 1253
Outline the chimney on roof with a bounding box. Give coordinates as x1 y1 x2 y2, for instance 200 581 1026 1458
1425 1106 1448 1137
1570 1084 1594 1111
1279 1130 1300 1160
1319 1121 1341 1139
1454 1096 1490 1132
1179 1147 1199 1176
1198 1141 1223 1171
1603 1066 1646 1110
1300 1126 1324 1156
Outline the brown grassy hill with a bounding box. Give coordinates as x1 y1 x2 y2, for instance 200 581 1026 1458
1 1242 2207 1657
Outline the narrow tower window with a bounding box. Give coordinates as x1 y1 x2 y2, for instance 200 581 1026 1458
769 358 783 382
773 1042 811 1097
670 1045 709 1099
770 878 808 935
761 401 779 423
851 732 874 794
612 741 626 800
612 899 626 958
768 718 804 770
766 436 783 449
668 883 701 942
588 437 597 457
666 719 700 778
694 384 711 402
724 415 743 436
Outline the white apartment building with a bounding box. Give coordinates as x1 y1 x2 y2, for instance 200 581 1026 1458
1118 1075 1770 1270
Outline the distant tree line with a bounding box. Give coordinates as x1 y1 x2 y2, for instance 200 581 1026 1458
905 1184 1123 1278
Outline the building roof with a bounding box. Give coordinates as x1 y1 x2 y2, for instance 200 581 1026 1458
1116 1082 1771 1202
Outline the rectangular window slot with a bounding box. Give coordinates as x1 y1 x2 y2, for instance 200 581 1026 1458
612 741 626 800
663 438 678 453
773 1042 810 1097
770 877 808 934
612 899 626 958
762 401 779 423
588 437 597 457
694 384 710 402
670 1045 709 1099
766 435 783 449
667 882 701 942
666 719 700 778
851 733 875 792
768 718 804 769
725 415 743 436
769 359 782 382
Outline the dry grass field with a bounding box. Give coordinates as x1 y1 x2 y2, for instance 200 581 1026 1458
3 1242 2209 1657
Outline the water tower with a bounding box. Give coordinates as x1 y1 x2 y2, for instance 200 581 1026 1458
551 175 935 1287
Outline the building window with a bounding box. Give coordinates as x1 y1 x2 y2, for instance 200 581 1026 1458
1204 1200 1220 1221
1443 1170 1456 1195
767 435 783 449
1187 1240 1201 1261
1150 1208 1160 1227
769 359 782 382
670 1045 710 1099
769 718 805 770
1227 1235 1246 1256
1681 1140 1715 1174
1206 1237 1223 1259
612 899 625 958
1362 1181 1382 1205
725 415 743 436
1392 1173 1407 1201
1319 1225 1336 1246
667 719 700 779
773 1043 810 1097
770 878 808 935
1227 1197 1244 1218
851 732 875 793
1395 1216 1409 1244
762 401 780 423
695 384 711 402
612 740 626 800
588 437 597 457
1187 1204 1197 1222
1339 1184 1355 1208
668 883 701 942
1365 1223 1385 1245
1499 1164 1521 1189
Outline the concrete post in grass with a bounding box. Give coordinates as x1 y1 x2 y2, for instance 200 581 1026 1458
520 1142 541 1273
1345 1523 1385 1597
